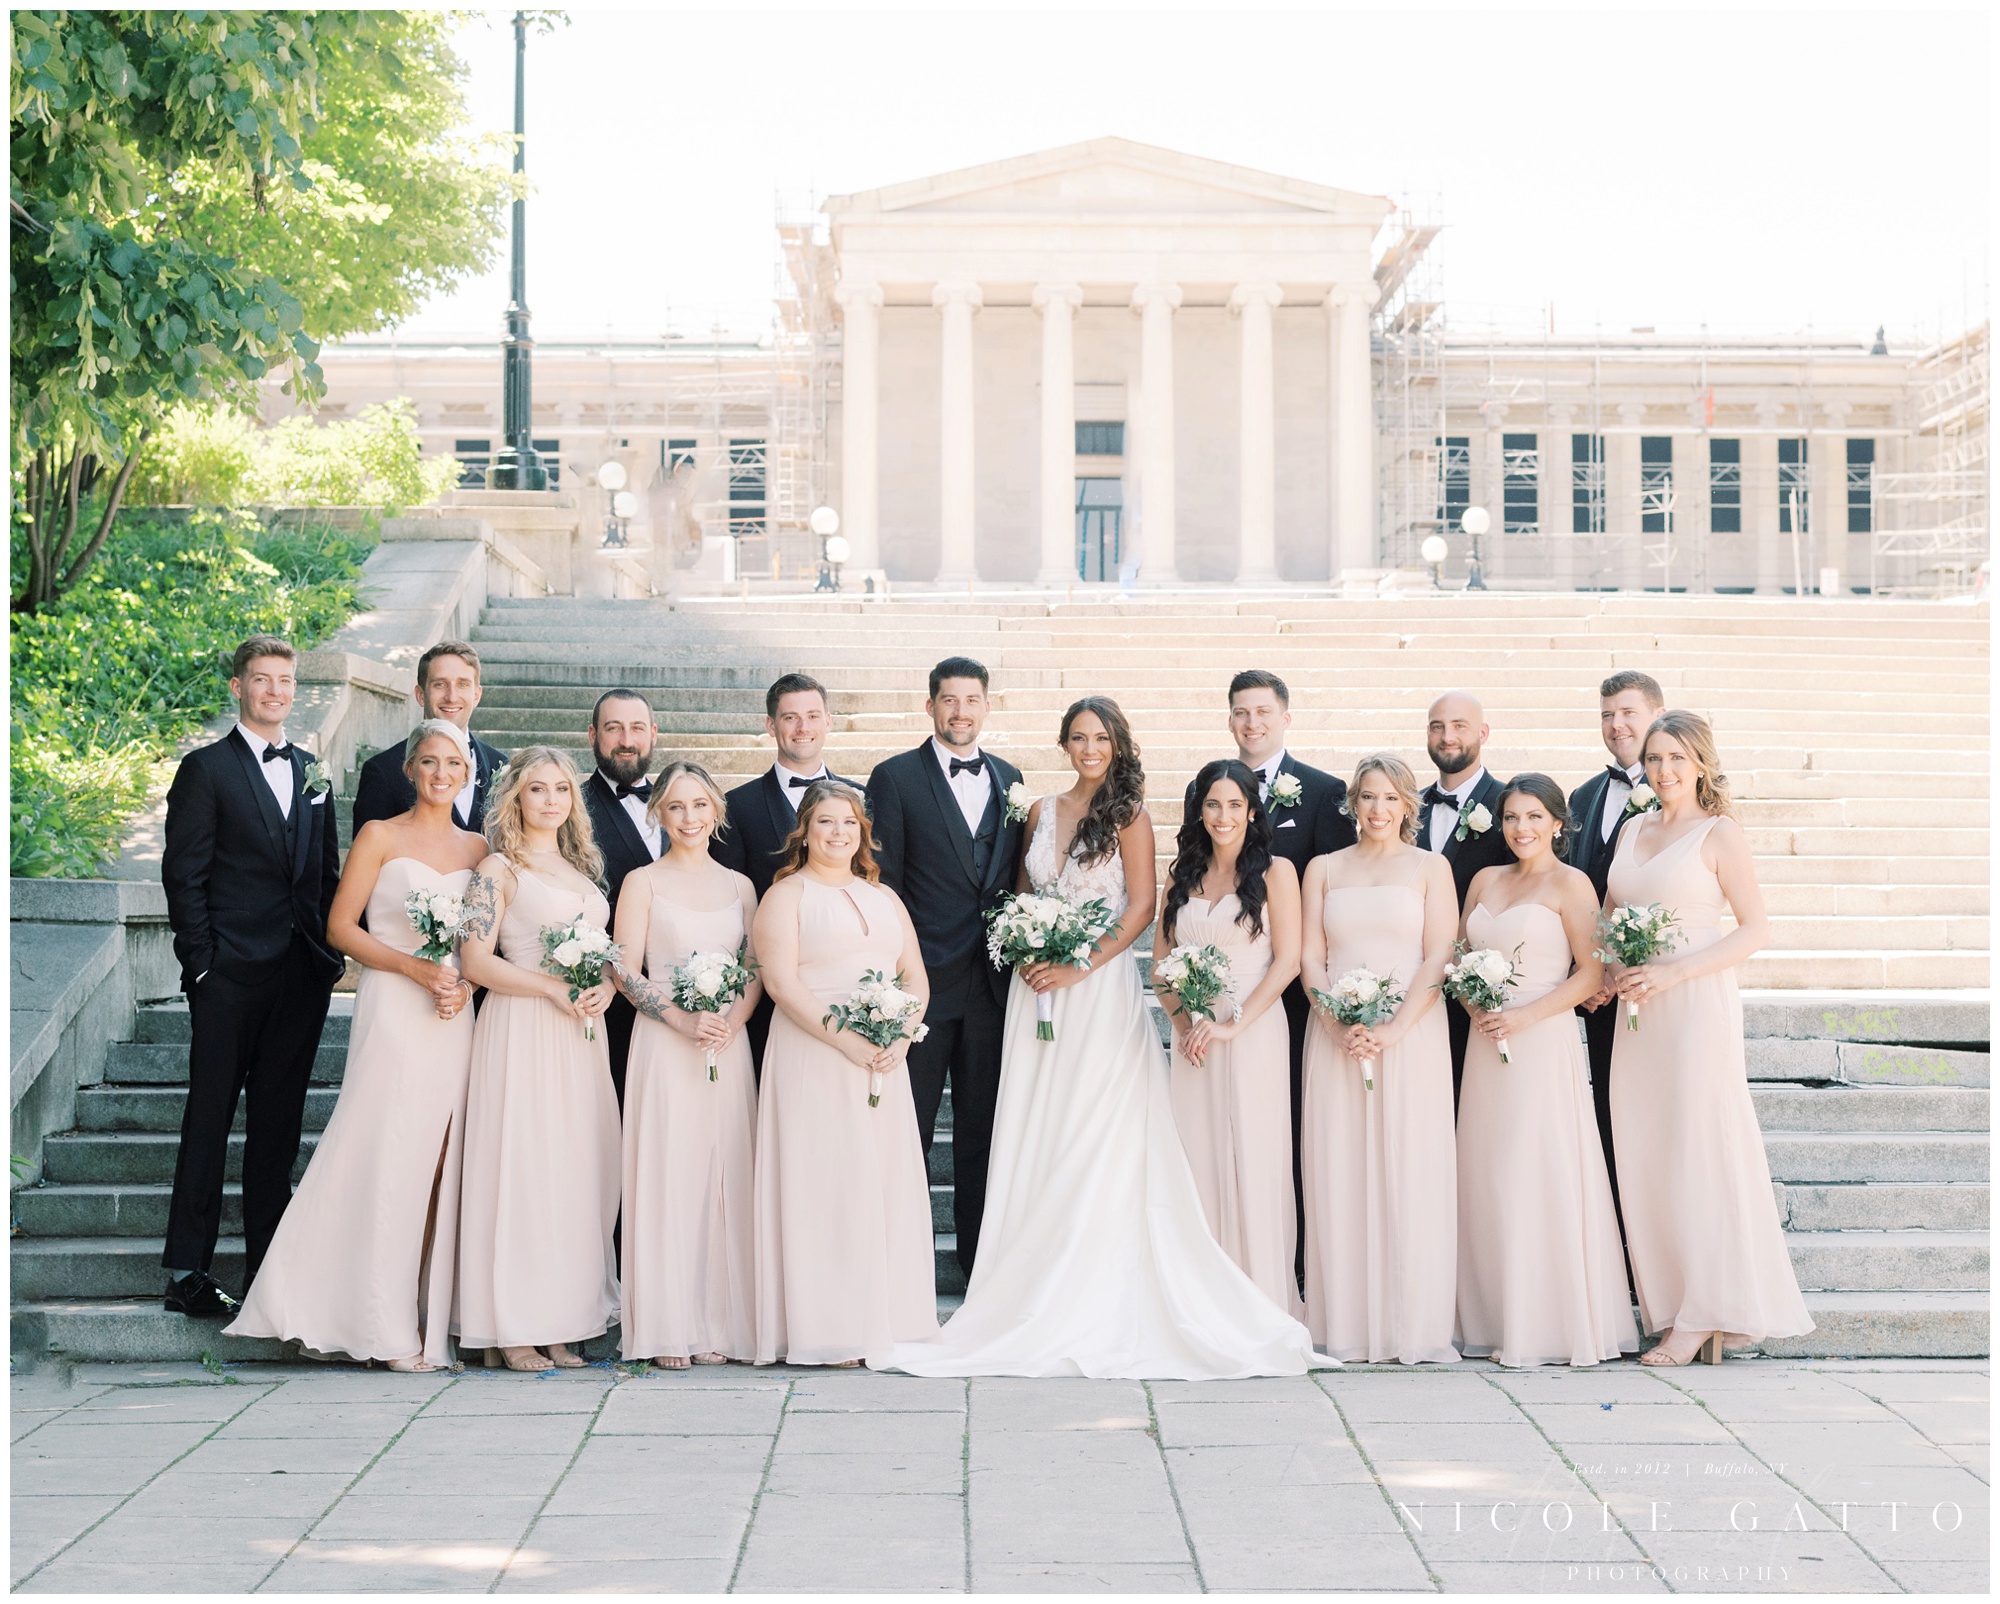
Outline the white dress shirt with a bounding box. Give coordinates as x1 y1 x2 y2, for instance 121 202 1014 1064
1246 750 1287 802
775 760 829 814
933 738 992 834
615 786 663 859
236 723 295 819
1602 761 1645 842
452 756 477 826
1426 765 1487 852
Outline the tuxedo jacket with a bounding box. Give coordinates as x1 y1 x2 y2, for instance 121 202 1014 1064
1567 768 1639 904
1185 752 1355 877
867 743 1026 1021
712 766 863 902
582 770 662 923
161 729 344 994
1418 768 1513 907
350 730 508 837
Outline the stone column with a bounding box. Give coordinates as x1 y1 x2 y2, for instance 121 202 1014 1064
1325 285 1375 580
833 282 883 573
1816 400 1852 591
1612 402 1647 589
1481 402 1508 583
1033 283 1083 586
1546 406 1576 592
933 281 982 582
1130 283 1183 583
1750 401 1783 593
1230 282 1284 582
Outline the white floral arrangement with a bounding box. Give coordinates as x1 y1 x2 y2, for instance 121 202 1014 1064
985 890 1118 1041
1621 783 1661 819
670 940 758 1080
1595 903 1681 1031
404 888 466 965
823 969 930 1106
302 759 332 797
1454 800 1493 840
540 917 622 1041
1440 942 1522 1062
1153 943 1235 1027
1311 967 1405 1091
1266 772 1303 810
1003 781 1033 825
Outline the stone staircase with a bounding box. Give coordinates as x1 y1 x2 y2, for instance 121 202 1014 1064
11 589 1989 1360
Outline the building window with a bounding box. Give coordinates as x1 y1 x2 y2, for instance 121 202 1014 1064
1502 433 1539 534
1074 478 1123 581
454 438 491 488
728 438 767 535
1436 436 1470 533
1640 437 1673 534
533 438 562 489
1847 437 1875 533
1075 422 1124 456
1778 437 1809 533
1571 434 1605 534
665 437 698 474
1709 439 1741 534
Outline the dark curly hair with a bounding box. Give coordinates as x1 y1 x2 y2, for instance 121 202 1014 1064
1162 759 1273 945
1495 772 1573 862
1057 696 1145 868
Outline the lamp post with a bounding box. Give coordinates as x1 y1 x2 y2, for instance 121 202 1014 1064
1420 535 1449 589
489 12 548 491
598 459 631 547
811 505 843 591
1460 505 1492 590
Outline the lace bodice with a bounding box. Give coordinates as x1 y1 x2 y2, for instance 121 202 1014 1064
1023 797 1129 920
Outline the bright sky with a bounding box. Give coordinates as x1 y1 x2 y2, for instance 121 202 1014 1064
394 4 1992 346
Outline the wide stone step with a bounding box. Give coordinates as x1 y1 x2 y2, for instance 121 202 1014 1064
1761 1131 1988 1183
1784 1229 1989 1292
934 1234 966 1296
1759 1292 1990 1358
41 1131 318 1187
11 1182 236 1240
1747 1039 1989 1087
1748 1085 1989 1132
1777 1181 1989 1231
133 1001 353 1047
74 1085 341 1134
11 1236 244 1301
1743 953 1989 990
102 1041 347 1087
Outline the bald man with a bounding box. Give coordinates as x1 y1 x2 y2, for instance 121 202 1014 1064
1417 691 1512 1109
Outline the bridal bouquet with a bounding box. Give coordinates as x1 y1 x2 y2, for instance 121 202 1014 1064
1311 968 1405 1091
1440 942 1522 1062
541 918 622 1042
1152 943 1234 1027
671 940 758 1081
1595 904 1682 1031
985 891 1118 1041
405 888 466 966
823 969 929 1107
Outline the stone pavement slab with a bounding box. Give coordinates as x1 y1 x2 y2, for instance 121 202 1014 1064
9 1357 1990 1593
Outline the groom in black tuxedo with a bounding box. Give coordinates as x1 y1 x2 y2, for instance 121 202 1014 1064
159 635 344 1313
1188 670 1354 1281
1566 668 1664 1227
580 689 663 1107
349 640 507 836
867 657 1024 1279
713 673 859 1068
1416 690 1512 1111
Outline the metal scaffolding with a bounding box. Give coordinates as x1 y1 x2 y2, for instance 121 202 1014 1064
1871 322 1990 595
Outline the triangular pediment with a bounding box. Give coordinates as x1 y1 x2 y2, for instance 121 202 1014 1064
826 137 1390 222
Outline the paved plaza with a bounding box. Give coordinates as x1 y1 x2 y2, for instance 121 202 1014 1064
9 1357 1987 1594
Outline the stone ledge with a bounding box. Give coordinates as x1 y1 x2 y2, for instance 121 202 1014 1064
11 923 124 1105
10 880 166 926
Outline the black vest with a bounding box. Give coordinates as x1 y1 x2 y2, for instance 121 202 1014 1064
970 786 1000 881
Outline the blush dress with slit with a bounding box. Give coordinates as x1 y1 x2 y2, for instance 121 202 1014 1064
227 859 473 1365
1454 899 1639 1367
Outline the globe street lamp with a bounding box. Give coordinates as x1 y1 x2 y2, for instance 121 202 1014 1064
1420 534 1450 589
1460 505 1492 591
810 505 843 591
598 460 630 548
489 12 548 491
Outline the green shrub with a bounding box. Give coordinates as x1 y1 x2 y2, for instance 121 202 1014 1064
10 509 376 877
124 406 258 509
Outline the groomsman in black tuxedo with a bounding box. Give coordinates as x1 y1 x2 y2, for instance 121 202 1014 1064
159 636 344 1313
1416 690 1512 1110
580 689 663 1107
1565 668 1665 1227
712 673 859 1067
868 656 1025 1279
1187 670 1354 1280
349 641 507 836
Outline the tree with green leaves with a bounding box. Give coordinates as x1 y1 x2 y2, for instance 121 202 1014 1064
11 11 511 612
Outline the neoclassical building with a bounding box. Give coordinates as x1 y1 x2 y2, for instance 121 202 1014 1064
278 138 1987 597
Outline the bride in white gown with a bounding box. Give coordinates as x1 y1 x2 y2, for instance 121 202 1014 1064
889 697 1321 1380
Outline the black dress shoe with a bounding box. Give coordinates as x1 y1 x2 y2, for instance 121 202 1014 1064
164 1271 239 1316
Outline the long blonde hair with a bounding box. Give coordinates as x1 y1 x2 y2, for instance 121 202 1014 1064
1643 709 1734 817
773 780 881 884
483 745 606 884
647 760 730 843
1348 753 1422 845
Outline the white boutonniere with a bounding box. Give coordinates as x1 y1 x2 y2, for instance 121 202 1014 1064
1621 783 1660 819
1266 773 1303 811
1003 781 1032 825
301 759 332 798
1454 800 1492 841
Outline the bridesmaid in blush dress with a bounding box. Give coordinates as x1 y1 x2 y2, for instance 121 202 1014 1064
1607 711 1812 1365
1153 758 1304 1317
456 747 623 1372
227 721 486 1370
751 781 939 1367
611 762 762 1369
1299 754 1460 1365
1454 773 1638 1368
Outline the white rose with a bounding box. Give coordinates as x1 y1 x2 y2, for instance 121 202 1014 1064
694 971 723 998
553 940 584 969
1467 804 1493 833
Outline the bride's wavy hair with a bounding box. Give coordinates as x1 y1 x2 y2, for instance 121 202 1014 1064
1161 759 1273 945
1642 709 1734 816
1058 696 1145 868
484 745 605 887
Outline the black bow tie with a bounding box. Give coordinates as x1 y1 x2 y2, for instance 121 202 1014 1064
1608 764 1639 784
1423 784 1453 806
785 772 819 789
949 755 986 778
616 778 652 801
261 743 295 765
